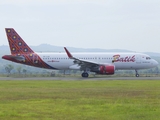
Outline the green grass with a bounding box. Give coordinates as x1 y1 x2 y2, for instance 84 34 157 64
0 80 160 120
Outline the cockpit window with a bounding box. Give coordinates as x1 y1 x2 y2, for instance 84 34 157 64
146 57 151 60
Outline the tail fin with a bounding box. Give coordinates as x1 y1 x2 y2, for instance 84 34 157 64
5 28 34 55
3 28 55 69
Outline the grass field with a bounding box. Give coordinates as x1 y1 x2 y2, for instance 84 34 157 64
0 79 160 120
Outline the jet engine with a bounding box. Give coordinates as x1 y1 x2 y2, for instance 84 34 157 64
91 65 115 75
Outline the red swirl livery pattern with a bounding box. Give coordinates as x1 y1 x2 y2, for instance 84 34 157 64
4 28 56 69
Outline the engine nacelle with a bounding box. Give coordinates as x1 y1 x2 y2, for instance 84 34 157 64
91 65 115 75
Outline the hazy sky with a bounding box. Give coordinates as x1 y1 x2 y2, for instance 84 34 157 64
0 0 160 52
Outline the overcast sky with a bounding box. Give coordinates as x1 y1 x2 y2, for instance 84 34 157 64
0 0 160 52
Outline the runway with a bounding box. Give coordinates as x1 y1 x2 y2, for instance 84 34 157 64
0 76 160 80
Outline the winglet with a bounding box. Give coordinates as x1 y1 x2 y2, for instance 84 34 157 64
64 47 73 58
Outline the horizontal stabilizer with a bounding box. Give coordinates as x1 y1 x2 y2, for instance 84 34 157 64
2 55 25 62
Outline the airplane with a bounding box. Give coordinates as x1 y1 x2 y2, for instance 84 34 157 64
2 28 159 78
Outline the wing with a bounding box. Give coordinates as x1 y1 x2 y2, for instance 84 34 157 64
64 47 113 70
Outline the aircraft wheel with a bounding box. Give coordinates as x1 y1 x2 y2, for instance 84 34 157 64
135 70 139 77
82 73 89 78
136 74 139 77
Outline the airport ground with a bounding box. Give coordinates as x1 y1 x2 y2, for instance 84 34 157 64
0 77 160 120
0 76 160 80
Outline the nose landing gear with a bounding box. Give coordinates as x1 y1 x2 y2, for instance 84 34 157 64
135 70 139 77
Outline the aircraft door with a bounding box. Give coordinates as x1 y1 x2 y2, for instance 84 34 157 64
136 55 141 64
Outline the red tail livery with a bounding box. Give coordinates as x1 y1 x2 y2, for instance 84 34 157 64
2 28 55 69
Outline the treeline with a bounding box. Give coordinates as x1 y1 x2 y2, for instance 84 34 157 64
0 63 160 77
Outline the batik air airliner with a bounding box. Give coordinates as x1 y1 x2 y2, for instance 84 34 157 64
2 28 159 77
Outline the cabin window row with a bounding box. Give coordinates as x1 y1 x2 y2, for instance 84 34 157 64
43 57 114 60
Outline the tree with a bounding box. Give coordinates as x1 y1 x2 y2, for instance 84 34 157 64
50 71 55 77
17 66 22 75
72 70 78 76
153 66 159 75
23 69 27 76
5 64 14 76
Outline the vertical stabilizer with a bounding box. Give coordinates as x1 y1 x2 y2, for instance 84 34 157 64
5 28 34 55
3 28 56 70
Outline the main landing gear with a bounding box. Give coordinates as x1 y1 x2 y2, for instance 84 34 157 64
81 72 89 78
135 70 139 77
